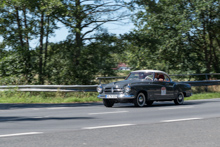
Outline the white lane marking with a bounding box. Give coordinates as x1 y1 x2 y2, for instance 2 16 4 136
0 132 43 138
47 107 69 110
88 111 128 115
33 116 50 119
33 117 44 119
159 106 194 110
82 124 135 130
161 118 202 123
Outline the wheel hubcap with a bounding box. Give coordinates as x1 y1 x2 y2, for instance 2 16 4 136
139 96 144 103
178 95 183 101
137 94 145 106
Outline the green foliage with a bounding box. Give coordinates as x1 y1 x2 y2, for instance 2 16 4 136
44 33 122 84
0 0 129 85
119 31 162 70
1 0 220 86
123 0 220 75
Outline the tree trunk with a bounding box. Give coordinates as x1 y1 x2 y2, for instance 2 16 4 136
75 0 82 67
44 16 50 77
39 12 44 84
212 34 220 73
208 30 213 72
23 7 32 83
202 14 210 73
15 7 24 48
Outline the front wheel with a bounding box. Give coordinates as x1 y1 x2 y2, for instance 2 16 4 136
134 92 146 107
103 99 115 107
174 92 184 105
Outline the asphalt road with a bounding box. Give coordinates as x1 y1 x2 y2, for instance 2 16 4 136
0 99 220 147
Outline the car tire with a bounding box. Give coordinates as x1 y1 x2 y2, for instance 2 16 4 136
103 99 114 107
146 100 154 106
174 92 184 105
134 92 146 107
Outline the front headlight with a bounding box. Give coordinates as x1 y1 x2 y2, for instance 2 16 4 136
97 85 103 93
124 85 131 93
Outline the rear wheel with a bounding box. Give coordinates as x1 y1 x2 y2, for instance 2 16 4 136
174 92 184 105
103 99 115 107
134 92 146 107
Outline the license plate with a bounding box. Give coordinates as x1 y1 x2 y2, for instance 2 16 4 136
105 95 117 98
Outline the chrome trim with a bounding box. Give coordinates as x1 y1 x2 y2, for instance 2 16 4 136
98 94 135 99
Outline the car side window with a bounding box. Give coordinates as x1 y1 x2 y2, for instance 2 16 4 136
154 73 158 81
144 73 154 81
164 75 170 82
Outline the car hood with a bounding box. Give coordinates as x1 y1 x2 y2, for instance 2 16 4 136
103 80 151 88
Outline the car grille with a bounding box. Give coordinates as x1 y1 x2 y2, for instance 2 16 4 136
104 87 123 94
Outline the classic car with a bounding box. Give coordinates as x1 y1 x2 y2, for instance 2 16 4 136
97 70 192 107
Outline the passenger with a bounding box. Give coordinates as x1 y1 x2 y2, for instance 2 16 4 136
158 75 165 81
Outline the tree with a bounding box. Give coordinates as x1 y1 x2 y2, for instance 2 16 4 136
0 0 61 84
53 0 129 81
126 0 220 74
0 0 131 85
0 0 34 82
45 33 123 84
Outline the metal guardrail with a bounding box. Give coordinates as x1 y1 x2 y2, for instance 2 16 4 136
0 73 219 92
0 85 97 92
179 80 220 86
0 80 220 92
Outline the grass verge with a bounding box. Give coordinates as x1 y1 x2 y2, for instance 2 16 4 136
187 92 220 100
0 91 219 103
0 91 101 103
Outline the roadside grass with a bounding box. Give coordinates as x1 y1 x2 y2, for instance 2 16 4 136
0 91 101 103
0 90 219 104
187 92 220 100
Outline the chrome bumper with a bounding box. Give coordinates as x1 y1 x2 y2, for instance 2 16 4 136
98 94 135 99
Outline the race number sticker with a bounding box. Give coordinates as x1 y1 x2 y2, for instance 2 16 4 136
161 87 166 95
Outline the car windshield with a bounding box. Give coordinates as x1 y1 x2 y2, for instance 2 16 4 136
126 72 154 81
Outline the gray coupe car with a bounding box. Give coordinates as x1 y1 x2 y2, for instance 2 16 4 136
97 70 192 107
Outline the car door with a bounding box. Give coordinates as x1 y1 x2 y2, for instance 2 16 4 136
152 73 169 100
163 74 175 99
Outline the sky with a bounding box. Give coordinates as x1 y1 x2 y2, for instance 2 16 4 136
25 17 135 48
0 0 136 49
0 20 135 49
48 19 135 44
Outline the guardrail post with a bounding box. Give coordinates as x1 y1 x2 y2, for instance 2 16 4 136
205 74 208 92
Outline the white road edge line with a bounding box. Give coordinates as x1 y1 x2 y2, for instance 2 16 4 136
82 124 135 130
159 106 194 110
88 111 128 115
47 107 69 110
0 132 43 138
161 118 202 123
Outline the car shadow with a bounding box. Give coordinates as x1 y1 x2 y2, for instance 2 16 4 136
0 102 103 110
0 116 95 122
112 99 220 108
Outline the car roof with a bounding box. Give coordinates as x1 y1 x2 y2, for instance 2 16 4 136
131 70 168 75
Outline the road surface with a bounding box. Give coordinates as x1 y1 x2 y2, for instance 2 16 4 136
0 99 220 147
